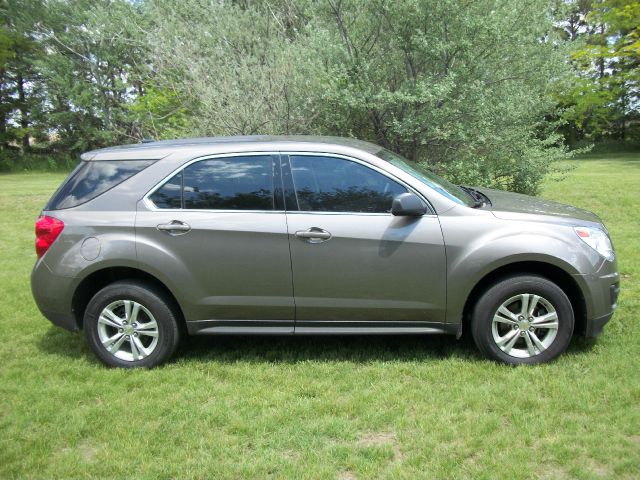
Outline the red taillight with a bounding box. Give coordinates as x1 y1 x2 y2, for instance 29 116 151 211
35 216 64 258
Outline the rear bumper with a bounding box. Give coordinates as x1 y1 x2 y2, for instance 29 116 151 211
38 308 79 331
31 259 79 331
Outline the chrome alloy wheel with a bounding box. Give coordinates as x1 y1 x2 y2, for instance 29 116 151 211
97 300 159 362
491 293 559 358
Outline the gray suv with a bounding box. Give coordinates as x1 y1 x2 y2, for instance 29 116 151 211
31 136 619 367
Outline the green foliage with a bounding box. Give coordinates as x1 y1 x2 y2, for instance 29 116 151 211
4 0 634 193
135 0 573 193
0 0 48 148
35 0 148 150
0 150 76 172
140 0 323 137
557 0 640 144
304 0 572 193
127 85 191 139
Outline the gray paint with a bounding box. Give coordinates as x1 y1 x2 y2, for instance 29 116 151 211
32 135 619 339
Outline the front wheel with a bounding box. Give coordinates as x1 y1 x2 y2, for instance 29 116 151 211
471 275 574 365
84 280 181 368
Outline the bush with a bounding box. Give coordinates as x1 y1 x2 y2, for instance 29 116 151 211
0 151 77 173
143 0 572 195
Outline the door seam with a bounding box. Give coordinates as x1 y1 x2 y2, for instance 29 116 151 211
279 153 298 330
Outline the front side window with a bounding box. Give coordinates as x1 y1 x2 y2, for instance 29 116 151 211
149 155 274 210
289 155 407 213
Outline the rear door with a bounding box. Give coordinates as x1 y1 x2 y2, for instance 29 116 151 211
135 153 295 333
282 154 447 332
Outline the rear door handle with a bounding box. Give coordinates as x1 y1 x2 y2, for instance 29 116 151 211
295 227 332 243
157 220 191 235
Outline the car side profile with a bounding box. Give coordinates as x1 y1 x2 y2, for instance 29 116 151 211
31 136 619 367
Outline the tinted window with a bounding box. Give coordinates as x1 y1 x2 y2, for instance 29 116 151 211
149 171 182 209
289 155 407 213
183 156 274 210
46 160 154 210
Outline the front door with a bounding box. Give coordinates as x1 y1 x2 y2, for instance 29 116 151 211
282 154 447 332
136 153 294 333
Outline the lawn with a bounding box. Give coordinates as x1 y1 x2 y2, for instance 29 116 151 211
1 154 638 479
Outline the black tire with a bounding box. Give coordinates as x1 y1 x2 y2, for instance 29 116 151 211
84 280 181 368
471 274 574 365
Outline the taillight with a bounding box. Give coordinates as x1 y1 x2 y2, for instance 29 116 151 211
35 216 64 258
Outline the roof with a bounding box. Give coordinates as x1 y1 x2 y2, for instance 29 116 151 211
80 135 383 161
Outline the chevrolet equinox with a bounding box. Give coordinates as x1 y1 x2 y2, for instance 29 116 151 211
31 136 620 367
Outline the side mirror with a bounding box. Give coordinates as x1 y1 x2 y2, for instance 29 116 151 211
391 192 427 216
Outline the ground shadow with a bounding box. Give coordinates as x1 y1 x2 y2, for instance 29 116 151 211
37 326 97 363
566 335 600 355
38 324 599 366
38 325 480 365
177 333 478 364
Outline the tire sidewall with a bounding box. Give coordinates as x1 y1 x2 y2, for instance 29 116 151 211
84 282 179 368
472 276 574 365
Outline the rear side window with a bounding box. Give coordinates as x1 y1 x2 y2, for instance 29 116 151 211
46 160 154 210
148 155 275 211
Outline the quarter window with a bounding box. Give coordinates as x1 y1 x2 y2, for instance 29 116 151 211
289 155 407 213
46 160 154 210
149 155 275 210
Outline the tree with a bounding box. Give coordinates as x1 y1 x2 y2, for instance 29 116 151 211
307 0 572 193
0 0 580 195
34 0 147 150
0 0 47 149
557 0 640 143
136 0 572 194
136 0 320 138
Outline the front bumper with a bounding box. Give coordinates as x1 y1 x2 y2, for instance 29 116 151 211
574 259 619 339
585 311 614 338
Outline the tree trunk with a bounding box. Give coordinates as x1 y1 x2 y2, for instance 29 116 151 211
17 73 30 149
0 68 6 149
598 24 605 80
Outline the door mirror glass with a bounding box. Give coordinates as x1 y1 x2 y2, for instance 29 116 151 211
391 192 427 216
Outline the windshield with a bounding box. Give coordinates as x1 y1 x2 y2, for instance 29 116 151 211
376 149 475 207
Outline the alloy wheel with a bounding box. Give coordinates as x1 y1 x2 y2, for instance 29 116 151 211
97 300 159 362
491 293 559 359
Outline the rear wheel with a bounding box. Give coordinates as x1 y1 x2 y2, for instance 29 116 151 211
471 275 574 365
84 280 181 368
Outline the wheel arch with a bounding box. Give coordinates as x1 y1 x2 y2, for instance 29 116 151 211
460 261 587 338
71 266 186 330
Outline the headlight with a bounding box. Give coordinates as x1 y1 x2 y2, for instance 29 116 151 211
574 226 615 261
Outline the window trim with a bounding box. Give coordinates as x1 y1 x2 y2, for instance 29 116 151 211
281 152 436 216
143 152 282 213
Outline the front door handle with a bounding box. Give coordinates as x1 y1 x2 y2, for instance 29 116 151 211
295 227 332 243
157 220 191 235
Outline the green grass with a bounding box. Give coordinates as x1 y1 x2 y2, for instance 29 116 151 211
1 155 639 479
